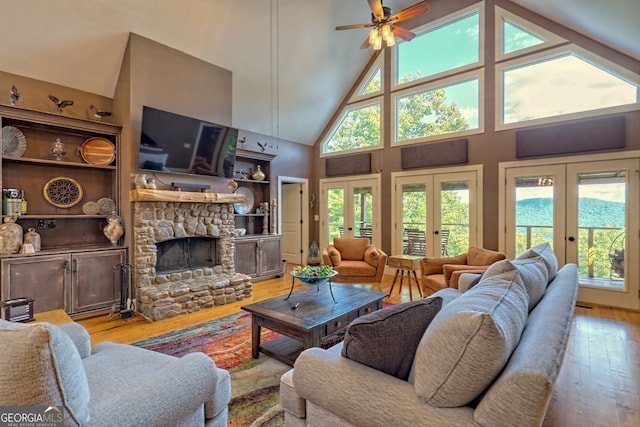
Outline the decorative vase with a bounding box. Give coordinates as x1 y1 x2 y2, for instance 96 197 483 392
23 227 41 251
307 241 321 266
0 216 23 254
135 174 147 190
50 138 65 160
251 165 266 181
103 212 124 245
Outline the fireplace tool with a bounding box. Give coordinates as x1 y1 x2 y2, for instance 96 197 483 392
109 263 135 321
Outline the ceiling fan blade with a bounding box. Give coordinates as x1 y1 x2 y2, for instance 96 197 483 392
368 0 385 22
336 23 374 31
389 1 429 23
391 25 417 41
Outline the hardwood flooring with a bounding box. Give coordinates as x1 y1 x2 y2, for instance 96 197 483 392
78 267 640 426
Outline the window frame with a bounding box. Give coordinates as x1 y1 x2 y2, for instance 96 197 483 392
321 96 384 157
495 45 640 131
391 69 485 147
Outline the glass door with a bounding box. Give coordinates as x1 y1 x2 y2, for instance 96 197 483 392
392 168 480 257
502 157 639 310
320 174 381 250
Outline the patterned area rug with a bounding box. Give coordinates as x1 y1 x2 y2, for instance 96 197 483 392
133 311 289 426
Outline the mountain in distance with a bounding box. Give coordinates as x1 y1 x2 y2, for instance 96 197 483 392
516 197 625 228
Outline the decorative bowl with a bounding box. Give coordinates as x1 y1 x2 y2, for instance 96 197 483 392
291 270 338 286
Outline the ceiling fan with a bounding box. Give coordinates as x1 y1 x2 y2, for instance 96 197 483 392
336 0 429 50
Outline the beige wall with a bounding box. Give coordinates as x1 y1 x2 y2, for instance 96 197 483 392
311 0 640 254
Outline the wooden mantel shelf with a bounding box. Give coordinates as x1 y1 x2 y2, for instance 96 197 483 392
130 189 244 203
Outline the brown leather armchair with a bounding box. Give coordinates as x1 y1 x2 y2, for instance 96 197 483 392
322 237 387 284
420 246 506 292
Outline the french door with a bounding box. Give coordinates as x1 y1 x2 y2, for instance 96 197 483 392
391 167 482 257
320 174 381 249
501 155 640 310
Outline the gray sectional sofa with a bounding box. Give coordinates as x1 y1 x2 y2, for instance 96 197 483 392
280 243 578 427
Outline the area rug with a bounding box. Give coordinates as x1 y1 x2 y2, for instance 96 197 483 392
133 311 290 426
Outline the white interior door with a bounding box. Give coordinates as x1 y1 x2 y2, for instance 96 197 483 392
502 155 639 310
320 174 381 250
281 183 303 264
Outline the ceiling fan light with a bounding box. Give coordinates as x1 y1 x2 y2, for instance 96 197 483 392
381 24 392 39
386 34 395 47
369 28 378 45
373 34 382 50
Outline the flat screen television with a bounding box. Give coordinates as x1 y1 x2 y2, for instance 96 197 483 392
138 106 238 178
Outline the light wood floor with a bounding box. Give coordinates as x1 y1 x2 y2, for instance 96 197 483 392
78 267 640 426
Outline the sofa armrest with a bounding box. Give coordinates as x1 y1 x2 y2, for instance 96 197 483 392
421 253 467 275
58 322 92 358
292 348 476 426
91 352 230 424
443 265 490 288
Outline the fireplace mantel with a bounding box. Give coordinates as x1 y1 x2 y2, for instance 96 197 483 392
130 189 244 203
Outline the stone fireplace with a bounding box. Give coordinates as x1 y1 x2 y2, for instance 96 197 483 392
131 190 251 321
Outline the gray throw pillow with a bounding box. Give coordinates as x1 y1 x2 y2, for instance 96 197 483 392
516 242 558 281
342 297 443 380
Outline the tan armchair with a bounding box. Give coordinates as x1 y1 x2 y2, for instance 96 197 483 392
322 237 387 284
421 246 506 292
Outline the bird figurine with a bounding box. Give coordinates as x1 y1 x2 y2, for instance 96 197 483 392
10 85 21 106
49 95 74 113
257 140 267 152
90 105 112 121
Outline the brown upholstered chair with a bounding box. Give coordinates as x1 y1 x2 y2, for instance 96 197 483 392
322 237 387 284
420 246 506 292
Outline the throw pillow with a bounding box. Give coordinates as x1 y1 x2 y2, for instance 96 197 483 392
483 258 548 310
342 297 443 380
516 242 558 281
413 270 529 407
0 320 91 425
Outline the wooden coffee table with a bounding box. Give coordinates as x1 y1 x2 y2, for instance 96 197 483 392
241 284 388 366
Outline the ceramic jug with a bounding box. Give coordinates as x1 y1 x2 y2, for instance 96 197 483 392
24 227 41 251
0 216 23 254
251 165 266 181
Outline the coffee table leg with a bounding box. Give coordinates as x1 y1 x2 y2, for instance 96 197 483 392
251 316 261 359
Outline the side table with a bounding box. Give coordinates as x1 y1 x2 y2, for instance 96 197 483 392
388 255 423 300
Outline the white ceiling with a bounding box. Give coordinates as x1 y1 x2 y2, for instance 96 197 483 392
0 0 638 145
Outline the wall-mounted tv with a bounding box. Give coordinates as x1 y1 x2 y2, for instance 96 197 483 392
138 106 238 178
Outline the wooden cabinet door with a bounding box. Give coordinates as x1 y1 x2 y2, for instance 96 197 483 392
235 239 259 276
258 237 282 276
72 249 126 313
1 254 69 313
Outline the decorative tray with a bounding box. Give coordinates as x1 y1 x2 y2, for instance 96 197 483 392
233 187 254 214
80 137 115 165
2 126 27 157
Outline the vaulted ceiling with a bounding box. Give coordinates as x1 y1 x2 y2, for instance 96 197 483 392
0 0 638 145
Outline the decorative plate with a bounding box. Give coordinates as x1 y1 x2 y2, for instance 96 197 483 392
97 197 116 214
82 201 100 215
2 126 27 157
233 187 254 214
43 176 83 208
80 137 115 165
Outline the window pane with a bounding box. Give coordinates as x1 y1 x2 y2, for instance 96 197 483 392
396 12 479 85
503 22 544 54
395 78 478 142
515 176 554 255
360 68 381 96
324 102 380 153
503 53 639 124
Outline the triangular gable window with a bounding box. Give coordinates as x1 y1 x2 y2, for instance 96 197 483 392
360 67 381 96
352 54 383 101
495 7 565 60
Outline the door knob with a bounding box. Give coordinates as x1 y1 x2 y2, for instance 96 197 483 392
434 230 440 235
568 236 575 241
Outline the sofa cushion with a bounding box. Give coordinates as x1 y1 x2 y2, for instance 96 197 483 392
0 320 90 426
342 297 443 380
327 246 342 266
413 270 529 407
516 242 558 281
334 260 377 277
483 258 548 310
333 237 369 261
467 246 507 266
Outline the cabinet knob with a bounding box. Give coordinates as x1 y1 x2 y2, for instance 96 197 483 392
63 260 69 271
